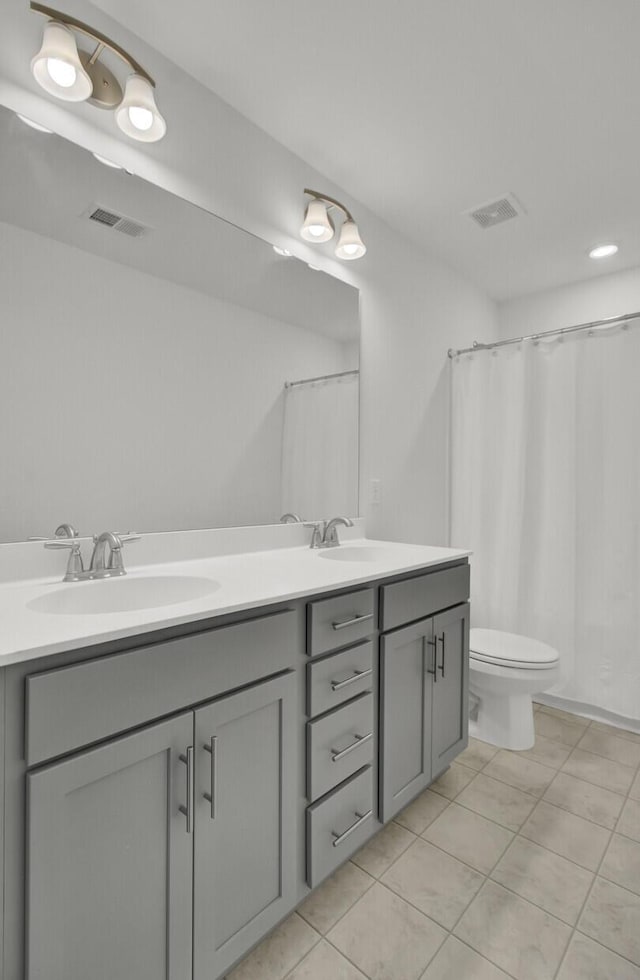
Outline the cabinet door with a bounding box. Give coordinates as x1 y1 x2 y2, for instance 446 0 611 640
26 712 194 980
431 602 470 776
379 618 433 822
193 672 297 980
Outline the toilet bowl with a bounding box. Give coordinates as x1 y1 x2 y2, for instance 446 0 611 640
469 628 560 750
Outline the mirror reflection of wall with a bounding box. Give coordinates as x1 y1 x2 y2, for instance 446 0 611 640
0 107 360 542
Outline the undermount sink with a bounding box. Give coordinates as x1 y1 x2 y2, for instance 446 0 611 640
28 575 221 616
318 546 394 563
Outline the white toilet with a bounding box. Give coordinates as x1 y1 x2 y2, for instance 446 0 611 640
469 628 560 750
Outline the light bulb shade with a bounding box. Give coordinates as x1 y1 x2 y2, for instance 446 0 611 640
31 21 92 102
115 74 167 142
300 198 335 242
335 219 366 260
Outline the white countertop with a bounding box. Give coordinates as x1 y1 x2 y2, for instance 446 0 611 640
0 538 470 665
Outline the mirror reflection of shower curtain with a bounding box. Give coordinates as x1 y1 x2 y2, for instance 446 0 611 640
281 372 359 520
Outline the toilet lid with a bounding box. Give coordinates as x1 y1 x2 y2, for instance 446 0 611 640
470 628 559 670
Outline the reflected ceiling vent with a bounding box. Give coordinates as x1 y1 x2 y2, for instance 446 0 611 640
86 204 148 238
466 193 524 229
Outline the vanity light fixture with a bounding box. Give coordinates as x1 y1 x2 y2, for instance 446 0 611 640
301 189 367 260
272 245 293 256
16 113 53 133
29 2 166 142
589 243 618 259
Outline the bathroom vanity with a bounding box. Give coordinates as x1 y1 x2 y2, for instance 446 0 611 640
0 536 470 980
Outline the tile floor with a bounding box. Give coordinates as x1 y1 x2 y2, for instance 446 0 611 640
228 703 640 980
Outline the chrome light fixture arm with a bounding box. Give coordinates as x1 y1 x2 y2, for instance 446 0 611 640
303 189 353 222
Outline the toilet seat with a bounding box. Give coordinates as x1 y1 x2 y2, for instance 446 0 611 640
470 628 559 671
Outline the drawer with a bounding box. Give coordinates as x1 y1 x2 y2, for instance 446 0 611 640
307 692 374 801
25 608 298 767
380 563 470 632
307 588 375 657
306 766 374 887
307 641 374 717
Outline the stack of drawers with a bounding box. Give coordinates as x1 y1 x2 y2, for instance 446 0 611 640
305 587 377 886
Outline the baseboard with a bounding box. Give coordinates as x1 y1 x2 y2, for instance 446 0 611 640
534 692 640 736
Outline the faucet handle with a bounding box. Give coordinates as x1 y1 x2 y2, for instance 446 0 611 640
304 522 326 549
44 538 82 550
44 538 85 581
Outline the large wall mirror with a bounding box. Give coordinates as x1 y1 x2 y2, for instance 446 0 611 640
0 105 360 543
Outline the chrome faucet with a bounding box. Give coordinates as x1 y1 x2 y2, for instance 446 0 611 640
89 531 136 577
44 530 140 582
322 516 354 548
280 513 302 523
305 516 354 549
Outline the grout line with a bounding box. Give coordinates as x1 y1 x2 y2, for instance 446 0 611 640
560 750 637 796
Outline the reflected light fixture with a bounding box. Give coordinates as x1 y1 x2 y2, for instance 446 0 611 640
300 189 366 260
589 243 618 259
92 152 123 169
273 245 293 256
16 113 53 133
29 2 166 142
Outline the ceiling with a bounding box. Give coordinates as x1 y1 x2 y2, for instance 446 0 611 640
0 106 358 341
92 0 640 301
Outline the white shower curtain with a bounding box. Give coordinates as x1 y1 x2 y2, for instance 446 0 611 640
281 372 359 521
450 323 640 722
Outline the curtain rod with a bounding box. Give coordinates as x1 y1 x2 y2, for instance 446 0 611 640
284 369 359 389
447 310 640 358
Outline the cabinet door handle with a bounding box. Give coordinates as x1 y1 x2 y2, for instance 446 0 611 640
331 667 373 691
203 736 217 820
178 746 194 834
331 809 373 847
331 613 373 631
426 636 437 683
331 731 373 762
438 633 446 677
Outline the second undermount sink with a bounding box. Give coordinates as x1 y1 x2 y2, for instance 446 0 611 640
318 546 394 563
28 575 221 616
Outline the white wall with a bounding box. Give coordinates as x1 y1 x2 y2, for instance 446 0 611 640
0 1 497 545
499 265 640 339
0 221 348 541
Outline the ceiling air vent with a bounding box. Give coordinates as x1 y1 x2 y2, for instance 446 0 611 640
466 193 524 230
86 205 148 238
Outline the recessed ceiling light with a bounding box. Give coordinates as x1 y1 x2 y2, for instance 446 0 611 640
272 245 292 256
589 243 618 259
92 152 123 170
16 113 53 133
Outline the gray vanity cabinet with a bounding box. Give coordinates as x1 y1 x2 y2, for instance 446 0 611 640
379 618 434 821
379 565 471 822
193 672 297 980
26 712 194 980
431 602 470 775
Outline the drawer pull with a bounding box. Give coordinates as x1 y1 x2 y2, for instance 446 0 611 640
202 736 218 820
332 613 373 632
331 731 373 762
331 667 373 692
178 746 194 834
331 809 373 847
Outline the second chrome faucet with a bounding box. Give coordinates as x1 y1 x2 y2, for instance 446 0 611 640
305 516 354 549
